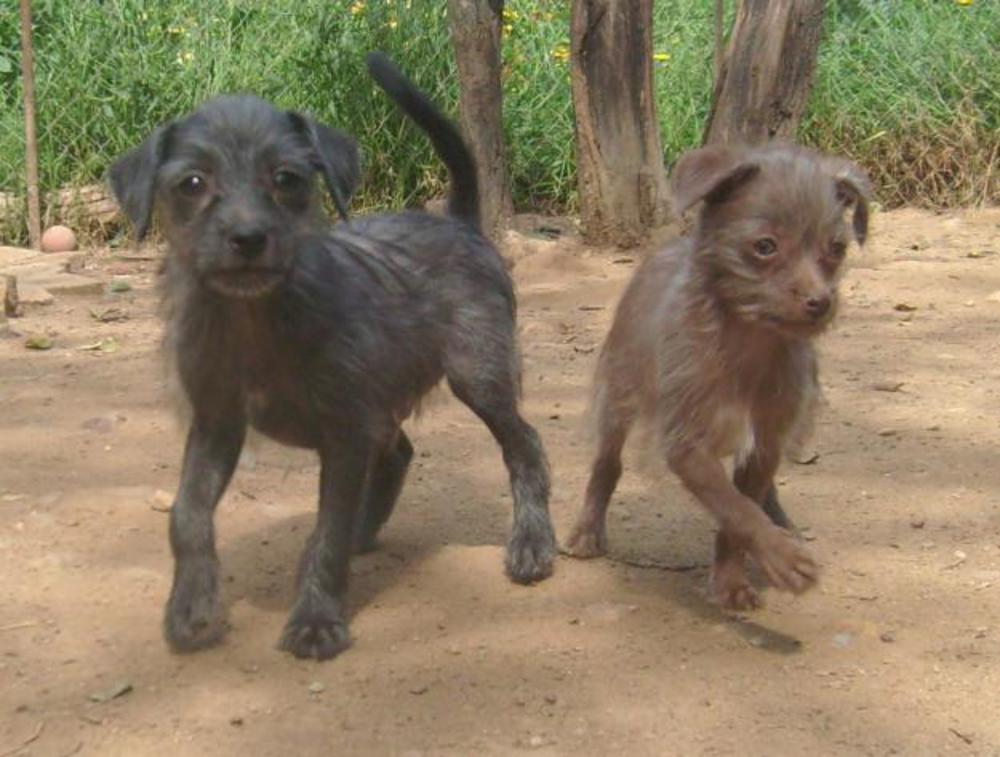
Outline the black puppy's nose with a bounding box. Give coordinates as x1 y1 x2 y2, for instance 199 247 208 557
229 230 268 259
804 295 831 319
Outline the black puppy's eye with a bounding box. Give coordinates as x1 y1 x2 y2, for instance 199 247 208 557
177 174 206 197
274 170 304 191
753 238 777 258
830 240 847 259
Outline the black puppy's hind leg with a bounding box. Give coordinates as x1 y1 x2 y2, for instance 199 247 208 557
164 416 246 652
446 325 556 584
354 429 414 553
280 434 372 660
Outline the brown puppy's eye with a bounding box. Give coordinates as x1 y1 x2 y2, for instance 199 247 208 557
753 238 777 259
274 170 304 191
830 241 847 259
177 174 206 197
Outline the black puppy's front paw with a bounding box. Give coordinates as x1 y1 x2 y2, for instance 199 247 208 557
164 560 226 652
279 598 351 661
505 520 557 585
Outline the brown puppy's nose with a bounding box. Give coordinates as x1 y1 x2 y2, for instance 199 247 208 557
229 230 267 259
804 295 831 319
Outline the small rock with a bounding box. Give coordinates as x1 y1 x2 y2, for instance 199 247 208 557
943 550 967 570
81 416 114 433
893 303 918 312
880 631 896 643
877 428 898 437
78 337 118 353
910 519 925 529
872 381 904 393
307 682 325 694
89 306 129 323
88 680 133 702
150 490 173 512
409 685 429 696
544 694 558 705
229 716 244 726
831 633 853 648
24 334 53 350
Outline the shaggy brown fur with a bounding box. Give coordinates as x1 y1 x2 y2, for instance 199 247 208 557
565 143 871 609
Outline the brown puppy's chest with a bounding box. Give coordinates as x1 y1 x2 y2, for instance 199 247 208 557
699 340 809 459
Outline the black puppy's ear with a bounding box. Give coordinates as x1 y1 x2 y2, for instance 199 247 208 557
108 124 173 241
287 112 361 222
670 145 759 214
827 159 872 246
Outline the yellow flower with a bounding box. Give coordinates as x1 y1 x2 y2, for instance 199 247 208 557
502 8 518 22
956 0 973 5
653 52 671 63
175 50 194 66
350 1 365 15
503 23 513 35
551 44 570 63
387 17 398 29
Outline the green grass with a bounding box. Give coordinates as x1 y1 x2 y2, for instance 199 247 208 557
0 0 997 244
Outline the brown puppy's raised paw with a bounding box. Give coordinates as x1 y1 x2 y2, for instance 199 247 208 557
750 526 818 595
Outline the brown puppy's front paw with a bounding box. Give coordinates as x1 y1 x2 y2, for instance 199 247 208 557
751 526 819 595
562 523 607 559
710 557 762 610
711 576 761 610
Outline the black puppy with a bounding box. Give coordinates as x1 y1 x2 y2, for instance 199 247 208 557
109 53 556 660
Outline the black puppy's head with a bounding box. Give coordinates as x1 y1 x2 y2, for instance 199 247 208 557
109 96 361 299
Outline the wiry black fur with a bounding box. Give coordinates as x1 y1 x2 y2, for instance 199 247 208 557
109 55 555 661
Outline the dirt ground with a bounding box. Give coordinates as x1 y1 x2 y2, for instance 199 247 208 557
2 207 1000 756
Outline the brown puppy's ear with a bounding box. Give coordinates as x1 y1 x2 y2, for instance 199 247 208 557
108 123 175 241
827 158 872 246
670 145 759 214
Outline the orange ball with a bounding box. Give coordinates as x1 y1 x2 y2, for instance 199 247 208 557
41 225 77 253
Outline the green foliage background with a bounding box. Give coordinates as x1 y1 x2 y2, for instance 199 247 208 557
0 0 996 243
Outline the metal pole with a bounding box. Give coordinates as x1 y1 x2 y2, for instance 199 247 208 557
19 0 42 249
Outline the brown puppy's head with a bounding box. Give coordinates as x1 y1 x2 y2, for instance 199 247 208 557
672 143 870 337
108 96 361 300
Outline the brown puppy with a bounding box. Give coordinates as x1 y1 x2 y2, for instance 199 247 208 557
565 143 870 609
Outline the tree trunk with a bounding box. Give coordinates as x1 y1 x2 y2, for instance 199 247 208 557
704 0 825 145
447 0 512 244
570 0 670 248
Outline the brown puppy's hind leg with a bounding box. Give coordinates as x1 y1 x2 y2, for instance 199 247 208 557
565 395 634 558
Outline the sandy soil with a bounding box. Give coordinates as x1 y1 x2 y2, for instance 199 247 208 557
1 207 999 757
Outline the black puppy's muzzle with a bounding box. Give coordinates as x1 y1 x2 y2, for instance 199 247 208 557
229 229 268 260
203 224 288 299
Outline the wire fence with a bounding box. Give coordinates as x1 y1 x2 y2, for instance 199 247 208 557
0 0 469 246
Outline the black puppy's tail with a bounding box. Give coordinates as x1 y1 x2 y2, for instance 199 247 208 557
366 52 480 230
